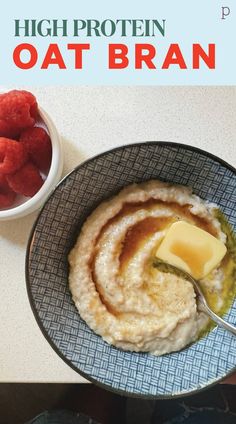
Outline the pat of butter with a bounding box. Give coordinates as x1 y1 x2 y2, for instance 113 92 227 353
156 221 227 279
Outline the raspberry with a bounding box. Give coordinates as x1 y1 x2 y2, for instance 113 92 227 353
7 162 44 197
20 127 52 172
0 90 38 138
18 90 38 119
0 138 28 174
0 174 16 208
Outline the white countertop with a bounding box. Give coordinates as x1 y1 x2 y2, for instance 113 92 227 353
0 86 235 383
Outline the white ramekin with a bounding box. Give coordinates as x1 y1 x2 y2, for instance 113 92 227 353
0 107 63 221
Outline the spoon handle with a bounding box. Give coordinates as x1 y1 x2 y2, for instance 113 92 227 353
199 300 236 336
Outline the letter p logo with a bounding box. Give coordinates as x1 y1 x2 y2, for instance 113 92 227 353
221 6 231 19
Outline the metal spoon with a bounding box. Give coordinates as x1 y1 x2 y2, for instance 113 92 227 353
153 259 236 336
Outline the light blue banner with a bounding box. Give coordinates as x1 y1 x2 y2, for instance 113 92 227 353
0 0 235 85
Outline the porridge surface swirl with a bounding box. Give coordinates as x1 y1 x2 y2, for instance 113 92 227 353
68 180 227 356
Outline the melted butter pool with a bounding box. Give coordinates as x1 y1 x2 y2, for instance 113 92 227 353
199 209 236 317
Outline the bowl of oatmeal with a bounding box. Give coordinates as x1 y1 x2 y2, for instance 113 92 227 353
26 142 236 398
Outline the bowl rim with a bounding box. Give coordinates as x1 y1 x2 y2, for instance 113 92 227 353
25 141 236 399
0 107 63 219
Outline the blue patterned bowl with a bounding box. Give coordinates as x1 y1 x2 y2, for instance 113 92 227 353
26 142 236 398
